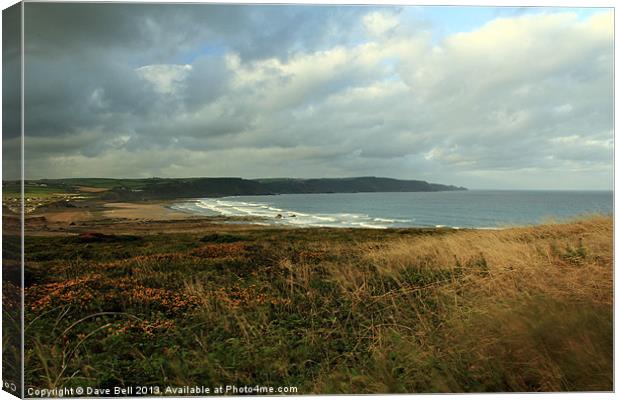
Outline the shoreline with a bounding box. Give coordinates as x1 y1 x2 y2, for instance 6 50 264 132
5 187 611 234
20 213 613 392
18 197 610 236
165 197 607 231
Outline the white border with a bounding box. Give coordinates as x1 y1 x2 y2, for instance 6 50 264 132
0 1 616 400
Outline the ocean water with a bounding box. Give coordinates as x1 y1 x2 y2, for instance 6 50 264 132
170 190 613 229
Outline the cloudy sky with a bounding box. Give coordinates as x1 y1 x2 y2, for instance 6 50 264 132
6 3 614 189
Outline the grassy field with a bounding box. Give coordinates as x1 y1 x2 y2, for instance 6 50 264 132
2 182 69 200
21 216 612 393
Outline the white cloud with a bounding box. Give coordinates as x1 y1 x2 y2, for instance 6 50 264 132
363 11 400 36
553 104 573 114
24 7 614 189
135 64 192 94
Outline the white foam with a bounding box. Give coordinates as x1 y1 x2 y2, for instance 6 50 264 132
179 198 395 228
172 198 503 230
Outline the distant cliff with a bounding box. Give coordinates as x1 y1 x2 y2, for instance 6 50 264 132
36 176 466 200
257 177 466 194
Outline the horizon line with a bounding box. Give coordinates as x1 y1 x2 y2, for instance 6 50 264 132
5 176 612 192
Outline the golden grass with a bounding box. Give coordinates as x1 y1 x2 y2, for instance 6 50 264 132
24 215 612 393
176 216 612 392
364 215 612 304
318 215 613 392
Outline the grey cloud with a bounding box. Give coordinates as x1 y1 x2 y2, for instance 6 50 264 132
182 55 231 109
21 3 376 156
24 3 371 62
15 4 614 190
2 3 21 141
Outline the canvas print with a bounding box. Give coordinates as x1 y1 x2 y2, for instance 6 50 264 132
1 1 614 397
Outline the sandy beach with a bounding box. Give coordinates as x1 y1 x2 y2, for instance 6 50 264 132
101 202 192 220
20 199 272 236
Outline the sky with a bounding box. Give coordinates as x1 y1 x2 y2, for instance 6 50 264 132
2 2 614 189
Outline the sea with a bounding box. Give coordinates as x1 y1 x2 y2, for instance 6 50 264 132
170 190 613 229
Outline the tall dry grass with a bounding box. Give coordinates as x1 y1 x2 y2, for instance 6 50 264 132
29 216 609 392
316 215 613 392
178 216 612 392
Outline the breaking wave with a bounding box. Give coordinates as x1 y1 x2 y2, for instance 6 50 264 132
171 198 413 229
